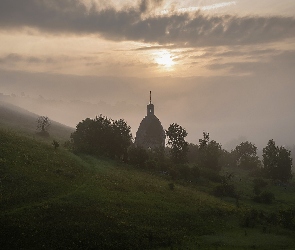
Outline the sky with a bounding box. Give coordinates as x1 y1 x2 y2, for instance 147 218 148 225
0 0 295 149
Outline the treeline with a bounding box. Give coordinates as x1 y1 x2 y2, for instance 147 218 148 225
69 115 293 186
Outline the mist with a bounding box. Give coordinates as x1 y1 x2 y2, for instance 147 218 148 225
1 67 294 150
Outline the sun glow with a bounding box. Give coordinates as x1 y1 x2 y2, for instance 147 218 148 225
155 50 175 69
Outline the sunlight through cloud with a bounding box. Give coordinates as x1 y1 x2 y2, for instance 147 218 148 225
154 50 175 69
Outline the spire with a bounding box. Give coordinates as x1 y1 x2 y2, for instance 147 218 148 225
150 91 152 104
147 91 154 116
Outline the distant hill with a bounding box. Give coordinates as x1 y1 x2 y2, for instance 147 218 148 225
0 100 74 141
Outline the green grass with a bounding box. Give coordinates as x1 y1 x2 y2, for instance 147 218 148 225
1 127 295 249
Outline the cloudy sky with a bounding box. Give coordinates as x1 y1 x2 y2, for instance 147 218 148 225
0 0 295 149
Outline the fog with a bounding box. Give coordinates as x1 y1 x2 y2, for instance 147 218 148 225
1 66 294 150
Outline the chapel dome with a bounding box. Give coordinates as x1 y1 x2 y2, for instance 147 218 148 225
135 92 165 149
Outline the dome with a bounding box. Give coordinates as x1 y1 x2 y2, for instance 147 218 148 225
135 92 165 149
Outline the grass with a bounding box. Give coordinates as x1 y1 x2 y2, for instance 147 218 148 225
1 127 295 249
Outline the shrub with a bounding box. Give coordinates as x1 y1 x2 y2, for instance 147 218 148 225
253 191 275 204
178 164 191 180
253 178 268 195
279 209 295 230
241 209 259 228
127 146 149 167
213 184 236 198
200 168 222 183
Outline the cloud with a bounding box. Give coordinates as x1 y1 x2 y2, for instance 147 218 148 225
206 49 295 75
0 0 295 47
0 53 57 65
139 0 164 13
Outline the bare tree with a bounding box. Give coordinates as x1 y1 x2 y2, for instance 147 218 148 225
36 116 51 136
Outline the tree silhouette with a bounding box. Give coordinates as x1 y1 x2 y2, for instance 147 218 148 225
263 139 293 182
71 115 132 159
36 116 51 136
197 132 222 172
166 123 188 164
234 141 260 170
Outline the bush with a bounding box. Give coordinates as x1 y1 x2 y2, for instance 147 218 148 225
128 146 149 167
178 164 191 180
253 191 275 204
190 166 200 182
241 209 259 228
213 184 236 198
279 209 295 230
200 168 222 183
253 178 268 195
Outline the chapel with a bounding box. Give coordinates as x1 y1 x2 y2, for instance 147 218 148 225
134 91 165 149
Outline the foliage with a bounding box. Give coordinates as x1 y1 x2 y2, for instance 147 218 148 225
187 143 199 163
277 146 293 181
200 168 222 183
253 178 268 195
219 149 236 168
213 184 236 198
36 116 51 136
71 115 132 159
128 145 149 167
165 123 188 164
233 141 260 170
263 139 293 182
213 172 237 198
197 132 222 172
279 209 295 230
253 191 275 204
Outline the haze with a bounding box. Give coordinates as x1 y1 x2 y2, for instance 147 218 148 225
1 0 295 149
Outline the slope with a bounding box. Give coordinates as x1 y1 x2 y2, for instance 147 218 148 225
1 128 295 249
0 100 74 141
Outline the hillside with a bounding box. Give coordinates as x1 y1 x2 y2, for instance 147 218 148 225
0 100 74 141
1 127 295 249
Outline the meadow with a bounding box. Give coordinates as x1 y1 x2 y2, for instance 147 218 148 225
0 104 295 249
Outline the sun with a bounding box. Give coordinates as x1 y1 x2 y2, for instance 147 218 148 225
155 50 175 68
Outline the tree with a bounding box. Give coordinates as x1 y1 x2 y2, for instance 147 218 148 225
262 139 277 178
197 132 222 172
277 146 293 182
36 116 51 136
165 123 188 164
71 115 132 159
263 139 293 182
111 119 133 160
233 141 260 170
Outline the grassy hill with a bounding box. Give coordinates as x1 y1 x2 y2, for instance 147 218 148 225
0 100 74 142
0 107 295 249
